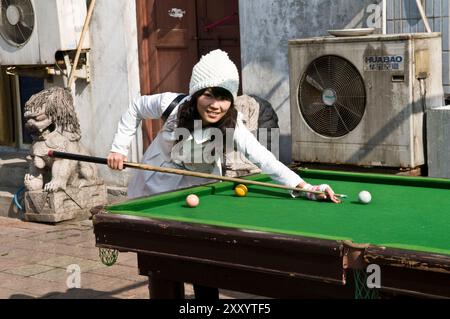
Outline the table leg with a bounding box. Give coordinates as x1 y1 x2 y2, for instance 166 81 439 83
193 284 219 300
148 273 185 299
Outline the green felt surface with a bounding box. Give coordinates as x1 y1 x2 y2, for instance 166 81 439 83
107 169 450 256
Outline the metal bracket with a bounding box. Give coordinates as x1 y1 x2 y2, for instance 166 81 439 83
4 50 91 84
46 50 91 83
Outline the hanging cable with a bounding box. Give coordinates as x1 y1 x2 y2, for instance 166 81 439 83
13 186 25 211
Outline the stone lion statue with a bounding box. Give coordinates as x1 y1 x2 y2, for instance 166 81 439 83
23 87 102 192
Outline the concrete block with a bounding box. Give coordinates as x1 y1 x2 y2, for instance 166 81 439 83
427 106 450 178
0 189 14 217
107 186 128 204
0 157 28 188
24 184 107 223
0 188 23 219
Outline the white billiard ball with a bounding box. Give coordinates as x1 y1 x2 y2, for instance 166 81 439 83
186 194 200 208
358 191 372 204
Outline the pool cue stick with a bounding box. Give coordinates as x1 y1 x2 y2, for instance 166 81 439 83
48 150 347 198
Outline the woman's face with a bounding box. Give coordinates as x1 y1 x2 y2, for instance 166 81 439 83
196 89 232 125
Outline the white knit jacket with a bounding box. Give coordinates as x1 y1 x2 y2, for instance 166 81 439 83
111 92 303 198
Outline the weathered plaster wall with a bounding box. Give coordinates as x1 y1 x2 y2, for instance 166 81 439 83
239 0 382 163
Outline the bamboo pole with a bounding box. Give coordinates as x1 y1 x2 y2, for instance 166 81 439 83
67 0 97 89
415 0 432 33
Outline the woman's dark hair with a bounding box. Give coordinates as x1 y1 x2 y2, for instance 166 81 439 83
177 87 237 134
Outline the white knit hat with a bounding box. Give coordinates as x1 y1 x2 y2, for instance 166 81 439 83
189 49 239 99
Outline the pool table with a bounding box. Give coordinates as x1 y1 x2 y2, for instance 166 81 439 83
91 169 450 299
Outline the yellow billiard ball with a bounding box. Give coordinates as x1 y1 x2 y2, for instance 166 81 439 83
234 184 248 197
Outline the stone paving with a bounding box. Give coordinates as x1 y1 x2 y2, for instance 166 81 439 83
0 216 259 299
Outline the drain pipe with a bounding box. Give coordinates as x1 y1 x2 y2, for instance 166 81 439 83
382 0 387 34
415 0 432 33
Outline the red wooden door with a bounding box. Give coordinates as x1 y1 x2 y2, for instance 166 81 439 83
136 0 241 150
137 0 198 148
196 0 241 89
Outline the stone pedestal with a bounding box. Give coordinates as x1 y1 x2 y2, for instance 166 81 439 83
24 184 107 223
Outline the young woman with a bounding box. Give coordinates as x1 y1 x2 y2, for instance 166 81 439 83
107 49 340 298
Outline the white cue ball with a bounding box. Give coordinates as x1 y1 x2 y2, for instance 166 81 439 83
358 191 372 204
186 194 200 208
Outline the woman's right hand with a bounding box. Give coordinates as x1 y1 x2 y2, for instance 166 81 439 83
107 152 127 170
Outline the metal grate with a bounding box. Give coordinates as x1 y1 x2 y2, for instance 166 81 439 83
298 55 366 138
0 0 35 47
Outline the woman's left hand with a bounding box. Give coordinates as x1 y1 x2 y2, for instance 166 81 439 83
315 185 341 203
295 182 341 204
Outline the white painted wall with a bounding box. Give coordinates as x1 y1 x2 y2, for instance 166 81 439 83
47 0 141 186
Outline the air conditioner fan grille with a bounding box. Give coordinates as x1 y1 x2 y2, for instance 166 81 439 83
298 55 366 138
0 0 34 47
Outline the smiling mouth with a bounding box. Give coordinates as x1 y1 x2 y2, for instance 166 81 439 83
206 110 221 116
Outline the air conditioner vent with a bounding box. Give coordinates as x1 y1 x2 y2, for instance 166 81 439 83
298 55 366 137
0 0 88 65
0 0 35 47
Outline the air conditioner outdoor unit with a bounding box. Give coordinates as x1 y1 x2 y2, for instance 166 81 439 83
0 0 89 66
289 33 444 169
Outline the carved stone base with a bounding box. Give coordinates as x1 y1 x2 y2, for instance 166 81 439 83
24 184 107 223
